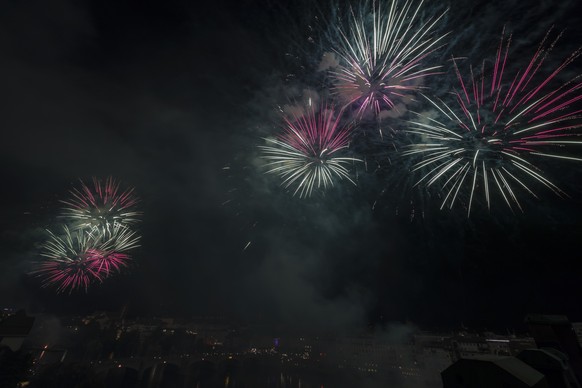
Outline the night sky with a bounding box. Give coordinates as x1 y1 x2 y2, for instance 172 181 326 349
1 0 582 334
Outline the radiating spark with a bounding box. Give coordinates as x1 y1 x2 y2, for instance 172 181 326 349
60 177 140 234
87 251 131 279
89 224 140 277
259 104 361 198
98 224 141 253
403 29 582 216
331 0 448 117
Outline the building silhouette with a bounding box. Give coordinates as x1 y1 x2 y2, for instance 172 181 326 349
441 356 549 387
0 309 35 352
442 315 582 388
517 348 580 388
525 314 582 386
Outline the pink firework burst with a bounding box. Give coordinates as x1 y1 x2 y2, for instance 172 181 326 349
403 28 582 216
32 257 103 294
259 103 360 197
87 249 131 278
61 177 140 233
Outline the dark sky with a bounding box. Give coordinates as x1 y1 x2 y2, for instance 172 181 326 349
1 0 582 334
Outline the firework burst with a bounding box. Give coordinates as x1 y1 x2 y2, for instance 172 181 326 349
330 0 448 117
259 103 360 198
31 227 103 293
402 29 582 216
31 225 139 293
60 177 140 234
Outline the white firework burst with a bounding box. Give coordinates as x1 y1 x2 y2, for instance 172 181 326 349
402 30 582 216
259 104 360 198
331 0 449 117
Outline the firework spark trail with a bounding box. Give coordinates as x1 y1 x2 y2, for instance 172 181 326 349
259 103 361 198
331 0 449 117
60 177 140 234
402 28 582 216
